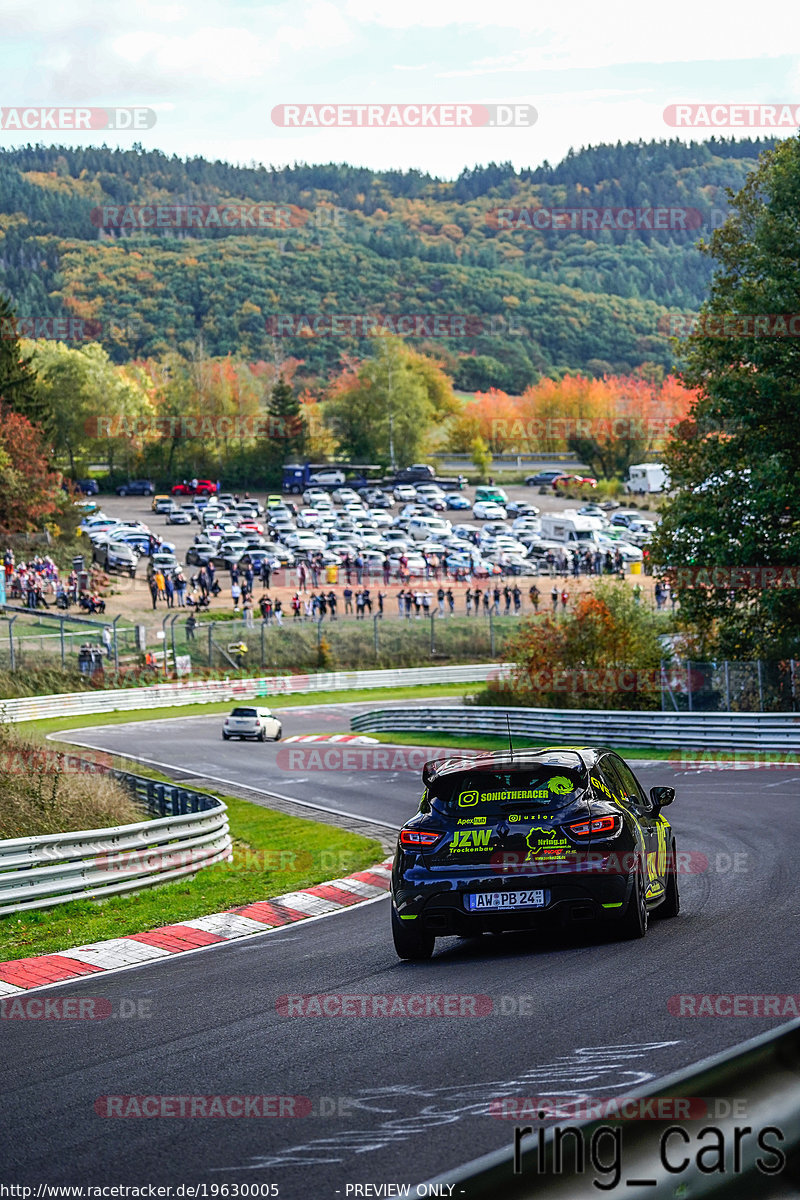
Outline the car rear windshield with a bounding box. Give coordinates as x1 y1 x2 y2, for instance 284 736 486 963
429 762 588 814
231 707 257 717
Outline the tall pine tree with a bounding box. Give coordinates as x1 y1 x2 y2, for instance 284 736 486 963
267 375 305 458
0 294 44 424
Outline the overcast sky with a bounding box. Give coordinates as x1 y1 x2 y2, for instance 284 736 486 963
1 0 798 176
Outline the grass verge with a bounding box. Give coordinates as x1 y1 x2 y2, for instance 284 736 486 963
364 731 676 760
0 794 383 961
13 682 472 738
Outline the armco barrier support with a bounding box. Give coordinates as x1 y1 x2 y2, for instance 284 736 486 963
423 1017 800 1198
0 663 510 725
351 705 800 750
0 770 231 916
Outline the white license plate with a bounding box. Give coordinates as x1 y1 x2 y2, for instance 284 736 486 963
466 890 546 911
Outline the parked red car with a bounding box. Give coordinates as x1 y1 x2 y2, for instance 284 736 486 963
553 473 598 489
171 479 217 496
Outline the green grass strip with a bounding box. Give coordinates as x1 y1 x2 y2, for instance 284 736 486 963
0 794 383 961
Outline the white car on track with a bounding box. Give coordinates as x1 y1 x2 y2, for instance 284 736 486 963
222 706 282 742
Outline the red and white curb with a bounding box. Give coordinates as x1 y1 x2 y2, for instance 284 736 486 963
0 858 393 995
282 734 379 744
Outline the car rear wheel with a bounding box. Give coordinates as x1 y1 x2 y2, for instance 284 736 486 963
391 905 434 960
273 727 282 741
658 842 680 918
258 729 267 742
118 488 128 496
616 864 648 940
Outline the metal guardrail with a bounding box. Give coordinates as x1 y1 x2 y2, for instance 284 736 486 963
424 1017 800 1198
351 705 800 750
0 663 509 724
0 770 231 916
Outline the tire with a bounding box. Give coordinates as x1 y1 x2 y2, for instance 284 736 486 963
391 904 434 961
118 488 128 496
258 729 267 742
274 727 282 741
616 862 648 940
658 841 680 918
222 732 229 740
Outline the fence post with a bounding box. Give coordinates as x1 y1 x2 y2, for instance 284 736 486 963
60 616 65 667
757 659 764 711
489 610 495 657
686 660 692 712
724 660 731 712
8 615 16 672
430 614 435 655
791 660 798 711
112 614 121 677
317 617 324 648
373 613 380 657
207 622 213 668
260 620 265 668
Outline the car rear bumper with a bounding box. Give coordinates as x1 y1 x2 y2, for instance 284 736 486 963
392 867 633 932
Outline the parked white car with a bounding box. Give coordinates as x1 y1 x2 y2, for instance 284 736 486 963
309 469 345 486
473 501 508 520
222 706 282 742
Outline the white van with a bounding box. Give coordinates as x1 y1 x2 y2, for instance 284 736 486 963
626 463 668 494
539 511 603 545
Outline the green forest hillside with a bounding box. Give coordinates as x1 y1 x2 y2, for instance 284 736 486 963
0 137 777 389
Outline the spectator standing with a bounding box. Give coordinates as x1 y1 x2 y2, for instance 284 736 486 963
551 584 559 613
446 587 455 615
328 591 338 620
343 585 354 614
561 587 569 611
231 580 241 611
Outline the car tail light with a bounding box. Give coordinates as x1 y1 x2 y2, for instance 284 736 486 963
399 829 443 848
567 814 621 838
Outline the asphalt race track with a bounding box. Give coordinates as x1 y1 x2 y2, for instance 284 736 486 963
3 702 800 1195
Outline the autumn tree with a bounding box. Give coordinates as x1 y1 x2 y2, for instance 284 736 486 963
324 337 457 465
0 404 65 533
653 135 800 658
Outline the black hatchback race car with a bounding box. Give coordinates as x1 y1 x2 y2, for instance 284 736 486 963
391 747 678 959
